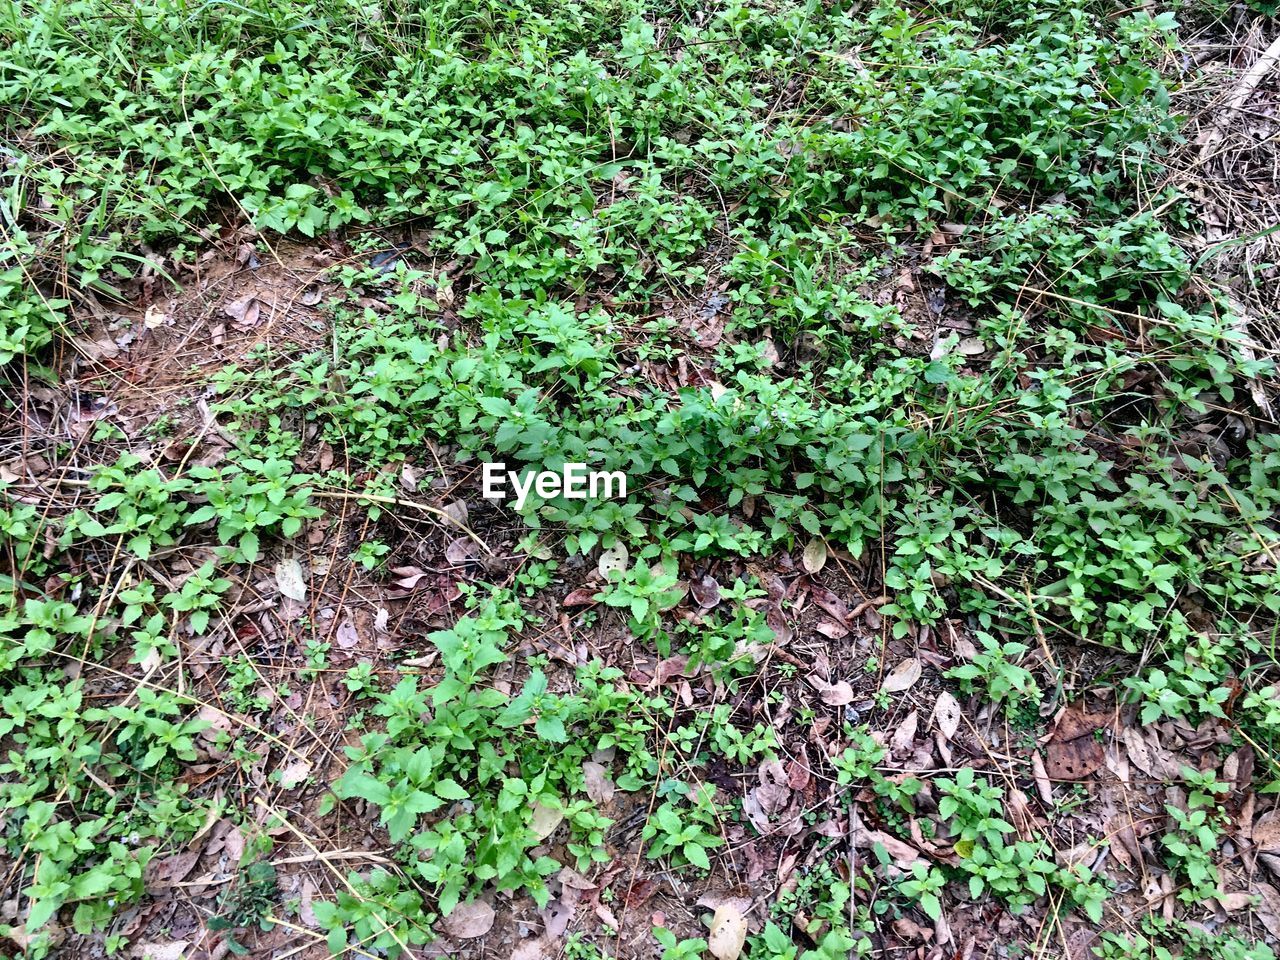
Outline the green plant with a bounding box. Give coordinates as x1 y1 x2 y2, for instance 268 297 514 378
1095 915 1277 960
223 655 271 713
946 633 1041 706
68 456 189 560
187 459 322 563
1162 767 1228 901
351 540 391 571
675 599 773 683
302 639 330 679
344 661 378 695
641 782 725 871
164 564 232 635
3 0 1278 950
936 768 1107 920
753 922 861 960
653 927 707 960
894 861 947 921
596 562 684 642
937 768 1013 846
311 868 435 958
206 860 278 956
320 588 658 916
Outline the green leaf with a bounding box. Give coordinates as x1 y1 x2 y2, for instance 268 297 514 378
434 778 469 801
338 769 391 806
924 361 953 385
327 925 347 955
535 715 567 742
683 842 710 870
920 892 941 921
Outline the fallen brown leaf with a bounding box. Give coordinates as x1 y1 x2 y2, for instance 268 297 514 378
1044 704 1106 781
809 675 854 706
708 903 748 960
442 900 495 939
880 657 922 694
801 537 827 574
931 691 961 739
583 761 615 804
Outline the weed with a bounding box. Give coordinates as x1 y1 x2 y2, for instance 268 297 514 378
641 782 725 871
2 0 1277 951
206 861 278 956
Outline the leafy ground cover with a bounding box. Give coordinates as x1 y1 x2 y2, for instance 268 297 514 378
3 0 1280 957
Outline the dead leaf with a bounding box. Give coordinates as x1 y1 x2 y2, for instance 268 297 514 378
147 850 200 890
511 938 547 960
892 917 932 943
623 877 658 907
1045 737 1104 782
815 619 848 640
890 711 919 757
880 658 922 694
765 605 793 645
1044 704 1106 781
558 866 595 891
787 753 811 791
861 829 925 868
1262 853 1280 883
563 587 597 606
391 565 430 589
654 657 689 684
1052 703 1110 741
934 910 953 947
697 891 752 915
277 759 311 789
1255 812 1280 854
445 537 477 564
951 632 977 660
690 575 721 609
132 942 189 960
223 294 261 329
441 499 469 527
598 542 629 578
530 802 564 840
808 584 848 622
595 903 620 930
809 676 854 706
75 336 120 361
539 899 573 939
583 761 615 804
801 538 827 574
931 691 961 739
274 559 307 601
1031 752 1055 805
1255 883 1280 939
334 615 360 649
441 900 495 939
752 781 791 815
708 903 748 960
1121 726 1180 780
1215 891 1253 913
741 793 770 833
